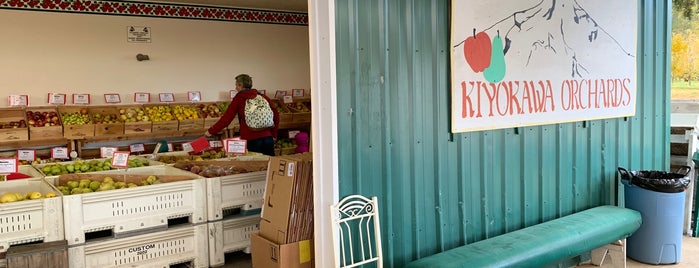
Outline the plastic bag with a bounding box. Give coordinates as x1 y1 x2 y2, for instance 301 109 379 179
618 166 691 193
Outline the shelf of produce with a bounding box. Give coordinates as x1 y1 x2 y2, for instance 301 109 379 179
67 224 208 268
0 179 64 249
207 214 260 267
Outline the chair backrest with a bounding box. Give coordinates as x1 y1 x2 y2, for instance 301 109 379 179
330 195 383 268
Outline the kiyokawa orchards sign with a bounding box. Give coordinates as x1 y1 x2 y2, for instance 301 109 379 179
450 0 637 133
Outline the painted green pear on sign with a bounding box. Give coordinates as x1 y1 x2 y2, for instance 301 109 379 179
483 34 506 83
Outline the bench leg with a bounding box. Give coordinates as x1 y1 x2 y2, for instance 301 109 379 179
590 239 626 268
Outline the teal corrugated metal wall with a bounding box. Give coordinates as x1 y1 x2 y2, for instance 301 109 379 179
335 0 671 267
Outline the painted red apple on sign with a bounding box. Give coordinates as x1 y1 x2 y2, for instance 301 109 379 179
463 29 492 73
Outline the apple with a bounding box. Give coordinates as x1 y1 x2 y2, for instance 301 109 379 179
463 29 492 73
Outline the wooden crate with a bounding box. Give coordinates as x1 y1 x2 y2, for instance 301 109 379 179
118 105 152 134
272 100 293 123
144 105 178 133
6 240 68 268
0 108 28 141
172 104 204 131
57 106 94 139
89 106 124 136
26 107 63 141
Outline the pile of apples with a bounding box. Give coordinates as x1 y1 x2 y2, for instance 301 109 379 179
61 108 91 125
172 105 201 120
0 120 27 129
119 107 150 123
26 110 61 127
145 105 175 122
92 113 121 124
196 103 224 118
287 102 310 112
0 191 57 203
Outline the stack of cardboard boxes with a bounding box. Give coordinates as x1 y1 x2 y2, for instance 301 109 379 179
252 153 314 268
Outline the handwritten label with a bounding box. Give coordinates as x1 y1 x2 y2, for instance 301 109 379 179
51 147 69 159
104 94 122 103
283 95 294 104
187 91 201 102
8 95 28 106
100 147 118 158
0 158 18 173
72 94 91 104
134 92 150 103
16 150 36 161
209 140 223 148
48 93 66 105
159 93 175 102
129 143 145 153
230 90 238 99
111 152 131 168
225 138 247 154
292 89 305 97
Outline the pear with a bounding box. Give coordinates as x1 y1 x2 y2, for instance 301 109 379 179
0 193 19 203
483 34 507 83
28 191 43 200
45 192 57 198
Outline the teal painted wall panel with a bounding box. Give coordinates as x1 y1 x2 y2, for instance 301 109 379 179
335 0 670 267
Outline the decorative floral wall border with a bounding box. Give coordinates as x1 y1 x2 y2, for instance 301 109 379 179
0 0 308 25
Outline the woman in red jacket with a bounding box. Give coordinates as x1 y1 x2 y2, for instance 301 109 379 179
205 74 279 156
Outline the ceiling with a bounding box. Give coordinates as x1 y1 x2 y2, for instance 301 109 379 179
133 0 308 12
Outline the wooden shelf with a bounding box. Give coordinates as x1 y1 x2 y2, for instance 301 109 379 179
0 138 70 150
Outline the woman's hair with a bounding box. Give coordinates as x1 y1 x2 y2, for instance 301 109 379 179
235 74 253 89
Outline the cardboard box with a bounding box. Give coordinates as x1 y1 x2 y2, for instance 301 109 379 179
260 153 313 244
251 232 314 268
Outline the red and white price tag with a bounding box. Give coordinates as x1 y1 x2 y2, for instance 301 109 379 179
100 147 118 158
168 143 174 151
224 138 247 155
275 90 287 99
48 93 66 105
283 95 294 104
129 143 145 153
16 150 36 162
72 94 91 105
209 140 223 148
229 90 238 99
134 92 150 103
292 89 305 97
182 142 193 152
8 95 28 106
51 147 69 159
288 130 300 139
159 93 175 102
104 94 122 104
111 152 131 168
0 158 18 173
187 91 201 102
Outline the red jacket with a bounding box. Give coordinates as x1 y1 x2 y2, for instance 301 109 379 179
208 89 279 140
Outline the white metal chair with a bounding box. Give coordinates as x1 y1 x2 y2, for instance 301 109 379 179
330 194 383 268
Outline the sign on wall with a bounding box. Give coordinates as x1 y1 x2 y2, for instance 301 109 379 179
451 0 637 133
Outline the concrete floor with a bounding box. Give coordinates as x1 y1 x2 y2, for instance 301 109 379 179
223 236 699 268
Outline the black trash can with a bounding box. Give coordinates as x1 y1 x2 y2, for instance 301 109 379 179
618 167 691 264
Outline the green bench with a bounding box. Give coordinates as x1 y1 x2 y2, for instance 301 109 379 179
404 205 641 268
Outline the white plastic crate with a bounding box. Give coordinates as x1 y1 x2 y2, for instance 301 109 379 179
207 214 260 267
36 156 164 185
57 166 207 245
0 179 63 248
206 171 267 221
68 224 208 268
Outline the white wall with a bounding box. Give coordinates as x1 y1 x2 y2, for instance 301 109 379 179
0 9 310 107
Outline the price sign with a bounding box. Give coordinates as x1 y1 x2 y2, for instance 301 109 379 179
48 93 66 105
129 143 145 153
168 143 174 151
209 140 223 148
51 147 69 159
111 152 131 168
292 89 305 97
288 130 300 139
187 91 202 102
182 142 193 152
134 92 150 103
16 150 36 161
8 95 28 106
0 158 18 173
100 147 118 158
159 93 175 102
283 95 294 104
275 90 287 99
72 94 91 105
224 138 247 154
230 90 238 99
104 94 122 104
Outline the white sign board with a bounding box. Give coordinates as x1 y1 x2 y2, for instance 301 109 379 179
450 0 637 133
127 26 151 43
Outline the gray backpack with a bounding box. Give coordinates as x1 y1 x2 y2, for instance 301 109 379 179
244 94 274 129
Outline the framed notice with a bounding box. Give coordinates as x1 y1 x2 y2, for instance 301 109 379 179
47 93 66 105
51 147 69 159
16 150 36 162
159 93 175 102
127 26 151 43
104 94 122 104
129 143 145 153
111 152 131 168
0 158 18 173
283 95 293 104
292 89 305 97
8 95 28 106
224 138 247 154
134 92 151 103
187 91 202 102
450 0 637 133
72 94 91 105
